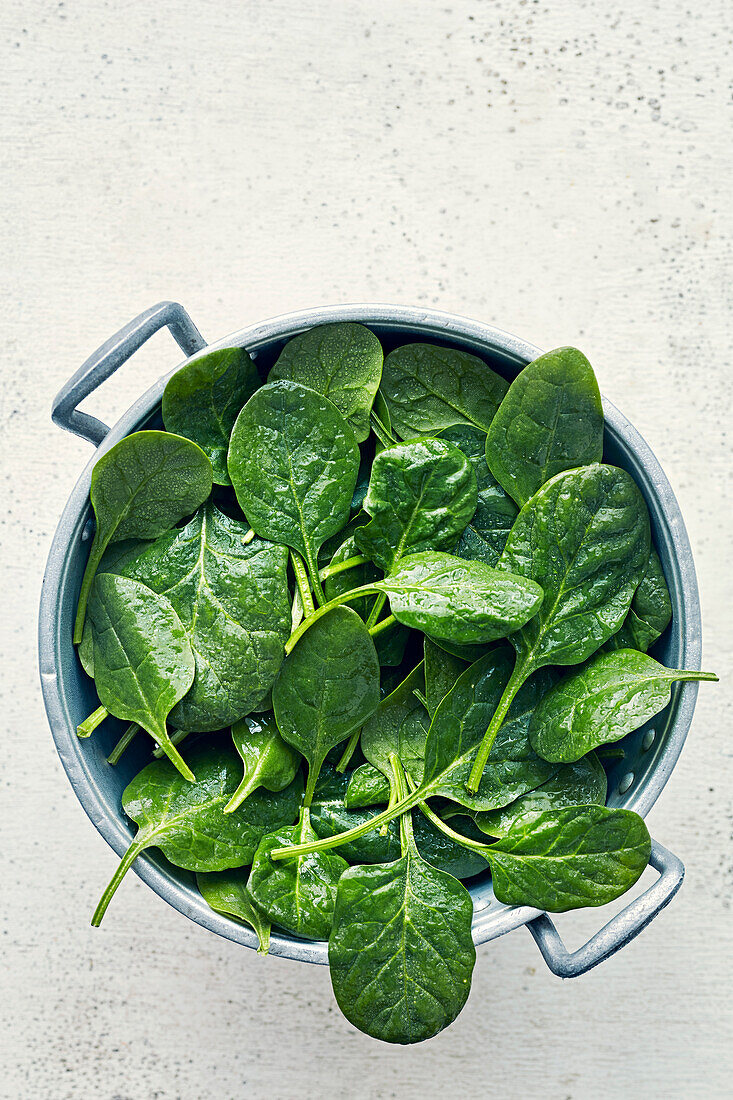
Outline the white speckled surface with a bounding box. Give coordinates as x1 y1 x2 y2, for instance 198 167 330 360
2 1 731 1096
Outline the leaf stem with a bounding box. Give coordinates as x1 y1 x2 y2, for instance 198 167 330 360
154 731 196 783
335 729 360 773
107 723 140 764
152 728 190 760
365 593 387 630
91 836 148 926
77 704 108 739
73 535 105 645
284 583 380 654
224 773 258 814
674 670 719 682
414 790 492 856
388 754 415 854
466 655 530 794
369 614 396 638
242 528 256 545
290 551 315 618
319 555 369 582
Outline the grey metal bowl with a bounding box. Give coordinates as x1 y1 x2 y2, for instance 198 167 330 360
40 302 701 977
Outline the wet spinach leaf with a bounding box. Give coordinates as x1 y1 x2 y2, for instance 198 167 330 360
345 762 391 809
355 439 478 573
225 713 302 814
485 346 604 507
273 607 380 805
162 346 260 484
486 805 651 911
529 649 717 762
604 549 672 653
91 740 303 925
269 322 382 443
380 343 508 439
228 380 359 601
324 533 379 621
74 430 213 642
361 662 429 785
87 574 196 781
196 868 271 954
424 636 469 718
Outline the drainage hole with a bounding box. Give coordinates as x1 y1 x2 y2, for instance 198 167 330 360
618 772 634 795
642 729 656 752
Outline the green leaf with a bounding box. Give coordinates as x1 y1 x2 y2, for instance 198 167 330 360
105 504 291 732
328 763 476 1044
380 342 508 439
361 662 430 785
269 322 383 443
486 805 651 912
604 549 672 653
472 754 606 837
273 607 380 804
345 762 391 809
355 439 478 573
439 424 518 566
91 740 303 925
225 713 302 813
87 575 196 780
247 809 349 940
324 533 379 621
485 347 604 507
424 636 469 718
74 430 213 642
228 380 359 600
162 346 260 484
529 649 717 762
196 868 271 954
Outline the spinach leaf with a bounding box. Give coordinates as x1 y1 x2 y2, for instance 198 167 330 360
345 762 391 809
310 765 401 864
228 380 359 602
74 430 213 642
529 649 717 762
424 636 469 718
109 504 291 732
162 346 260 484
485 347 603 507
604 549 672 653
91 740 303 925
225 713 302 814
328 759 476 1044
467 463 650 792
196 868 271 954
87 575 196 781
471 754 606 837
354 439 478 573
486 805 651 911
272 607 380 806
439 424 518 566
324 534 379 621
380 343 508 439
361 662 429 785
371 389 395 448
269 322 383 443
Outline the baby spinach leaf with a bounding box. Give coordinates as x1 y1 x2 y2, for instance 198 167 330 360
109 504 291 732
328 760 476 1044
162 346 260 484
247 810 349 940
529 649 718 763
74 430 213 642
439 424 518 566
361 662 429 785
380 343 508 439
485 347 604 507
273 607 380 805
486 805 651 911
228 380 359 602
87 575 196 781
310 765 402 864
371 389 395 448
345 762 391 809
91 740 303 925
196 868 271 954
355 439 478 573
269 322 383 443
324 534 379 621
225 713 302 814
424 636 469 718
604 549 672 653
471 754 606 837
467 463 650 792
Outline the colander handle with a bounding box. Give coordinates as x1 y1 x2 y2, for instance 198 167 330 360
51 301 207 445
527 839 684 978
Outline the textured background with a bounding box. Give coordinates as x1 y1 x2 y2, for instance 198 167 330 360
2 1 731 1097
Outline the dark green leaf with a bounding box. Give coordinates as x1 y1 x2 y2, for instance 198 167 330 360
604 549 672 653
310 765 401 864
472 754 606 837
361 663 429 785
196 868 271 954
74 430 213 642
162 346 260 484
225 713 302 813
355 439 477 573
529 649 717 762
269 323 383 443
91 740 303 924
486 805 651 912
380 343 508 439
485 347 603 507
324 533 379 621
424 636 469 718
345 762 391 809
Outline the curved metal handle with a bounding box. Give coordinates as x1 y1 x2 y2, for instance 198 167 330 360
52 301 207 446
528 839 684 978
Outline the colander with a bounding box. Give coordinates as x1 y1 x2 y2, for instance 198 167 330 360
39 301 700 977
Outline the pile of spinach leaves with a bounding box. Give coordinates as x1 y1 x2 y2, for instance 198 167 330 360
73 325 715 1045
